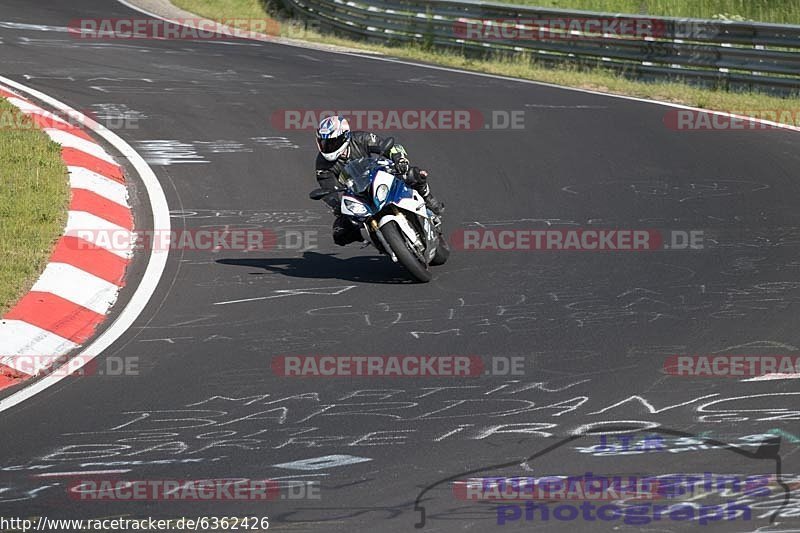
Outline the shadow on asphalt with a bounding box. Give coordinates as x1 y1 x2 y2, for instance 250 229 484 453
216 251 417 284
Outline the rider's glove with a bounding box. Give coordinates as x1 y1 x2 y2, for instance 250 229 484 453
404 166 428 188
392 154 410 176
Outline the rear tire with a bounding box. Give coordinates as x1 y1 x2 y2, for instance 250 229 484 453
430 235 450 266
380 221 432 283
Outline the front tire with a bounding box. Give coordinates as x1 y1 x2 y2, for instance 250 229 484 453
380 221 432 283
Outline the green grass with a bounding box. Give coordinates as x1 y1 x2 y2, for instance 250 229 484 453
503 0 800 25
177 0 800 25
177 0 272 21
0 99 69 314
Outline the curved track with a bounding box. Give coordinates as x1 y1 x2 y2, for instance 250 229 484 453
1 1 799 531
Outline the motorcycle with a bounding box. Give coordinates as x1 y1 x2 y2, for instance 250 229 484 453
309 139 449 282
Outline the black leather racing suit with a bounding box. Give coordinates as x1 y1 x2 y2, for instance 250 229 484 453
315 131 440 246
315 131 387 212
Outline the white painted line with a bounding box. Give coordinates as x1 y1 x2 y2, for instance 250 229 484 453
44 129 117 165
0 21 72 33
69 166 130 207
34 469 131 477
0 76 170 414
65 211 133 259
114 0 800 134
742 373 800 382
31 263 120 314
0 320 78 362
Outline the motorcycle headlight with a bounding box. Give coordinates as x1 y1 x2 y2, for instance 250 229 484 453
344 198 369 216
375 184 389 203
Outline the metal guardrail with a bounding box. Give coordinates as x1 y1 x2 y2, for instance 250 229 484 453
278 0 800 94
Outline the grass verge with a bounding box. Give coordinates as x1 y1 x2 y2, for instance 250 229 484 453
0 98 69 315
504 0 800 25
173 0 800 126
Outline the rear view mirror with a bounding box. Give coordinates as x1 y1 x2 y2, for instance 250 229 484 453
309 188 330 200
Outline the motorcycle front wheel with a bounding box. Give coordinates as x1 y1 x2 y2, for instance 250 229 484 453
380 221 432 283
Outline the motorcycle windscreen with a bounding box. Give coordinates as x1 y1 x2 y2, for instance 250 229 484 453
343 157 390 194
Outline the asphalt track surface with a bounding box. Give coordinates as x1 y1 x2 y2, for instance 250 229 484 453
1 1 800 531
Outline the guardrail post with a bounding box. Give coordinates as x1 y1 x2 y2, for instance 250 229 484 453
423 4 434 51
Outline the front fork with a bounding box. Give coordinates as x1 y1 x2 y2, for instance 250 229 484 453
368 218 398 262
364 205 440 263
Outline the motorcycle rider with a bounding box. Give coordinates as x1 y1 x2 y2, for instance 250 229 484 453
315 115 444 246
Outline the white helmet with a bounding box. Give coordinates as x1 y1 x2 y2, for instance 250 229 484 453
316 115 351 161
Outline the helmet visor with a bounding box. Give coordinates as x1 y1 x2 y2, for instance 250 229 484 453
317 135 348 156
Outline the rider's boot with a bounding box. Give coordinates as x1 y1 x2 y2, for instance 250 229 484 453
418 183 445 215
332 214 364 246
